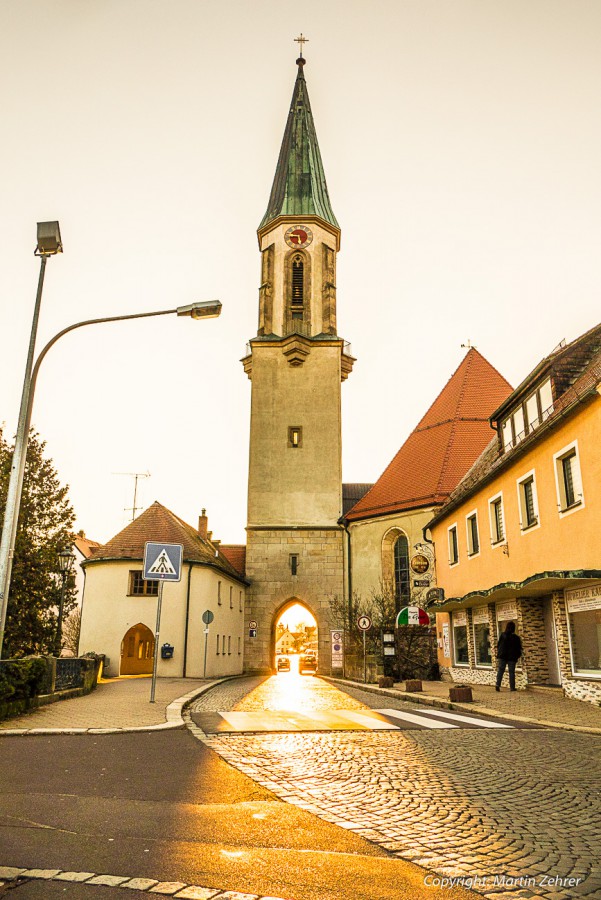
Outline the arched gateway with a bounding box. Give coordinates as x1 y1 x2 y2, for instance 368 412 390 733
120 623 154 675
242 56 353 675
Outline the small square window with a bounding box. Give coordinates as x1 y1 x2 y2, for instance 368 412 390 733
288 426 302 448
129 571 159 597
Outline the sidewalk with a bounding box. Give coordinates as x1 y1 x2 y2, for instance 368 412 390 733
0 676 220 734
330 676 601 733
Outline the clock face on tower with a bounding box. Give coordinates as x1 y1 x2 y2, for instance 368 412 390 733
285 225 313 249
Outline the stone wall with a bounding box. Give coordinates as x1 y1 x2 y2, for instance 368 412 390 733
519 598 549 684
244 526 345 673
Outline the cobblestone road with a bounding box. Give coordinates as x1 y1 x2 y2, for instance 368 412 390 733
189 676 601 900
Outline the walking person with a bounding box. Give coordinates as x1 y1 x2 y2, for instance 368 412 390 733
495 621 522 691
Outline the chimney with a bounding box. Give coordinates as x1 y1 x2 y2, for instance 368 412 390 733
198 508 208 540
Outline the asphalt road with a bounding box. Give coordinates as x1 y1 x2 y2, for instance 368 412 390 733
0 727 475 900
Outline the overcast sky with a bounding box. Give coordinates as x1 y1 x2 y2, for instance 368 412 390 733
1 1 599 545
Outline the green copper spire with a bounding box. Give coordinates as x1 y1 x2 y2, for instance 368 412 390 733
259 57 339 231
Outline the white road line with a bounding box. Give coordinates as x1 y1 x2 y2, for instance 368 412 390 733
335 710 400 730
374 708 458 729
416 708 513 728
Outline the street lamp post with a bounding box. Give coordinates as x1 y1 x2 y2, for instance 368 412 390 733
0 222 63 659
54 548 75 657
0 223 221 658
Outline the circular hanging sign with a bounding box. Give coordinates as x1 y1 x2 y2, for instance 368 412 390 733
410 554 430 574
357 615 372 631
396 606 430 626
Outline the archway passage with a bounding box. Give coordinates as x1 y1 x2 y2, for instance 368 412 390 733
120 623 154 675
273 600 318 675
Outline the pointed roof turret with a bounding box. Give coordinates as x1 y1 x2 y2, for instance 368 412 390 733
345 350 513 522
259 56 339 232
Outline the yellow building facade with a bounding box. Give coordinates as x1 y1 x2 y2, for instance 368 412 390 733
429 324 601 703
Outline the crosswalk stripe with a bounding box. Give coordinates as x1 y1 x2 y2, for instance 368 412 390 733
374 708 458 729
335 710 399 730
415 708 512 728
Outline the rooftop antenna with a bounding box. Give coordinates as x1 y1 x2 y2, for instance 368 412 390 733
113 471 151 521
461 339 477 350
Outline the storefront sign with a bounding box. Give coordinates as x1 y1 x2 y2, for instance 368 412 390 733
472 606 489 625
453 610 467 626
566 584 601 613
496 600 517 620
413 579 429 587
411 554 430 574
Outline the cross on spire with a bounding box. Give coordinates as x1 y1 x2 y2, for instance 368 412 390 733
294 33 309 58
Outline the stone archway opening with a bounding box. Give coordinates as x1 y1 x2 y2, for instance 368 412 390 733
273 600 317 675
120 623 154 675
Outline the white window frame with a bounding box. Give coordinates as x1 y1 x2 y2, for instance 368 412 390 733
448 523 459 566
517 469 540 533
553 440 585 518
465 510 480 558
488 491 506 547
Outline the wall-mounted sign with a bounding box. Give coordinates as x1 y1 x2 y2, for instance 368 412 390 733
453 610 467 626
413 579 429 588
566 584 601 613
496 600 517 620
411 554 430 575
426 587 444 604
442 622 450 658
249 628 257 638
472 606 490 625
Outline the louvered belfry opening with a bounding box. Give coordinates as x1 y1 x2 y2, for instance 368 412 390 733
291 255 304 307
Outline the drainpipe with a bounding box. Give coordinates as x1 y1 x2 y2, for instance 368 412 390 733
339 516 353 635
182 562 193 677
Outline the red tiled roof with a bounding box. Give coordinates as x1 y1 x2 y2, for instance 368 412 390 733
85 501 247 583
219 545 246 577
73 535 101 559
345 350 512 521
429 326 601 527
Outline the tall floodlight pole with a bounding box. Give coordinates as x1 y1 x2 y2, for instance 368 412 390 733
0 222 63 658
0 227 221 659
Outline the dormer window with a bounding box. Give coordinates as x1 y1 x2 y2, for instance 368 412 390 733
500 378 553 451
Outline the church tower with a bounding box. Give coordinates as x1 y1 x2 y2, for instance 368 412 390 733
242 53 354 673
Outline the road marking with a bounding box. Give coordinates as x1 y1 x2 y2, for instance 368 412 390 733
375 708 458 729
335 710 399 730
416 708 513 728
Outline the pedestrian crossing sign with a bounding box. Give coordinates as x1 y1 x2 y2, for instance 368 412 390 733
143 542 183 582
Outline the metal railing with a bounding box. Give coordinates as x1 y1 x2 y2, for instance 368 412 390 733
55 658 85 691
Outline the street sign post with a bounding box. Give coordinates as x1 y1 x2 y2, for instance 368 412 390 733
357 615 372 683
202 609 214 677
143 542 183 703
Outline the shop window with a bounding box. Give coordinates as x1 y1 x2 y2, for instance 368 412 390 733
448 524 459 565
517 471 539 530
554 442 584 515
452 612 469 665
495 603 522 670
466 512 480 556
489 494 505 545
566 587 601 678
129 571 159 597
473 608 492 667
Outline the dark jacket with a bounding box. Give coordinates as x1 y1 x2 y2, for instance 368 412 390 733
497 632 522 662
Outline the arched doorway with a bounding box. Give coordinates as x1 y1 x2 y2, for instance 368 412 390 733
120 623 154 675
272 599 318 674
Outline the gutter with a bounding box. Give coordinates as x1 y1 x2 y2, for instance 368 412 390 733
182 562 193 677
